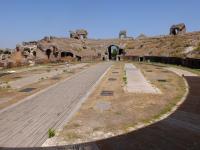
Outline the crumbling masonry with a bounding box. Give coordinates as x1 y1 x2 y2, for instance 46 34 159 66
69 29 88 39
170 23 186 35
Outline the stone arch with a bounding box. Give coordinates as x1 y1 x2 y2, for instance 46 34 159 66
107 45 124 60
60 51 74 58
119 30 127 39
76 55 81 61
46 49 52 59
53 52 59 58
3 50 11 55
33 51 36 57
107 45 119 60
23 48 30 53
170 23 186 35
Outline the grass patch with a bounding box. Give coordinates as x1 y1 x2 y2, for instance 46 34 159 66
115 111 122 116
123 70 127 84
123 76 127 84
40 77 45 80
72 123 81 128
63 69 67 73
193 42 200 51
6 85 11 89
63 69 74 74
65 132 81 140
93 127 102 131
142 88 185 125
0 83 11 89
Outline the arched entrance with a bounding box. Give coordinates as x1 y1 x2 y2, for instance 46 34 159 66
61 51 74 58
33 51 36 57
107 45 124 60
76 55 81 61
46 49 52 59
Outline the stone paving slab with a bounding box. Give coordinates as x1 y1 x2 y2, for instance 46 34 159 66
8 63 87 89
125 63 161 94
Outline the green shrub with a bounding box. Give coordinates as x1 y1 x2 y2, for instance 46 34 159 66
194 43 200 51
193 47 200 51
123 70 127 84
123 76 127 84
48 128 55 138
111 49 118 58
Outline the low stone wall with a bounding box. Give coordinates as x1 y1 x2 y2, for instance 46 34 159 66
124 56 200 69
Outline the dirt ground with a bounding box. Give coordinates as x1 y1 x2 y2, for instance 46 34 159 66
58 62 186 145
0 62 92 110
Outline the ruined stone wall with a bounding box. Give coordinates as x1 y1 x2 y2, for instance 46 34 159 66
125 32 200 58
1 31 200 68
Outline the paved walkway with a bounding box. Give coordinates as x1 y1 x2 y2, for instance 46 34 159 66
8 63 88 89
166 67 198 77
125 63 161 93
0 62 112 147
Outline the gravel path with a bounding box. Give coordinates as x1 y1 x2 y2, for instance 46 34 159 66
0 62 112 147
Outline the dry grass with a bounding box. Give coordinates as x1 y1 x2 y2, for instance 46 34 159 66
59 62 186 144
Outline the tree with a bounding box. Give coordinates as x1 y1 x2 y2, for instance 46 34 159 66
111 49 118 58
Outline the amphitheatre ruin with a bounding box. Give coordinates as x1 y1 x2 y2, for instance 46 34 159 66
0 22 200 150
0 23 200 68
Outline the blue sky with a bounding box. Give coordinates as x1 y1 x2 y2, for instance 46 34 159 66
0 0 200 48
